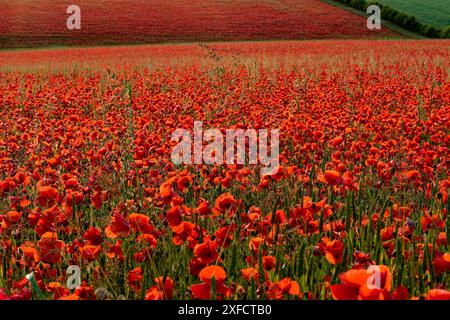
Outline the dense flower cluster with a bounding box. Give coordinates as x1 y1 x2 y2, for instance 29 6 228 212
0 40 448 299
0 0 394 49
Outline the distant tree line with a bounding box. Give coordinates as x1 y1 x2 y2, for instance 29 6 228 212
333 0 450 38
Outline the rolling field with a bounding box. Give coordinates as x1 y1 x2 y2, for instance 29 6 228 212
0 0 449 303
0 0 399 48
0 40 449 300
376 0 450 28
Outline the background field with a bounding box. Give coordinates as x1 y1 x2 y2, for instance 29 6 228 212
0 0 397 48
376 0 450 28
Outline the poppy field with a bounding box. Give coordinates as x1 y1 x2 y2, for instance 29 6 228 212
0 0 397 49
0 39 449 300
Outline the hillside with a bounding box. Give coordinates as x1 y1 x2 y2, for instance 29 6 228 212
376 0 450 28
0 0 398 48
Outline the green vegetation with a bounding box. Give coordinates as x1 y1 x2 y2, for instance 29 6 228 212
375 0 450 29
330 0 450 38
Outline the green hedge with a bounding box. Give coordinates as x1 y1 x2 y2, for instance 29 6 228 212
442 26 450 38
332 0 450 38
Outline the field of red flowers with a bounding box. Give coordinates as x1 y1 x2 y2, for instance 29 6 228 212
0 0 398 48
0 39 449 300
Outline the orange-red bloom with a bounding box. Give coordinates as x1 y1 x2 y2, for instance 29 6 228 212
425 289 450 300
190 266 230 299
318 170 341 185
37 185 59 207
268 278 300 300
325 240 344 265
331 265 392 300
37 232 64 264
145 276 174 300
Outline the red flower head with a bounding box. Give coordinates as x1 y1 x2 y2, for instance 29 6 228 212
331 265 392 300
38 232 64 264
318 170 341 186
325 239 344 265
213 193 237 216
268 278 300 300
128 213 155 234
190 266 230 300
37 184 59 207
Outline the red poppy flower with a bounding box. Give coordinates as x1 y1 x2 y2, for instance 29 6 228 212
177 175 193 192
194 240 219 265
128 213 154 234
171 221 199 247
214 224 235 248
268 278 300 300
213 193 236 216
262 256 276 271
137 233 158 248
241 267 259 282
425 289 450 300
37 184 59 207
318 170 341 185
145 276 174 300
166 206 183 227
249 237 265 253
127 267 143 292
79 245 102 262
83 227 103 246
331 265 392 300
19 242 40 265
106 212 131 238
160 182 175 200
38 232 64 264
1 211 22 229
196 201 211 216
325 239 344 265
